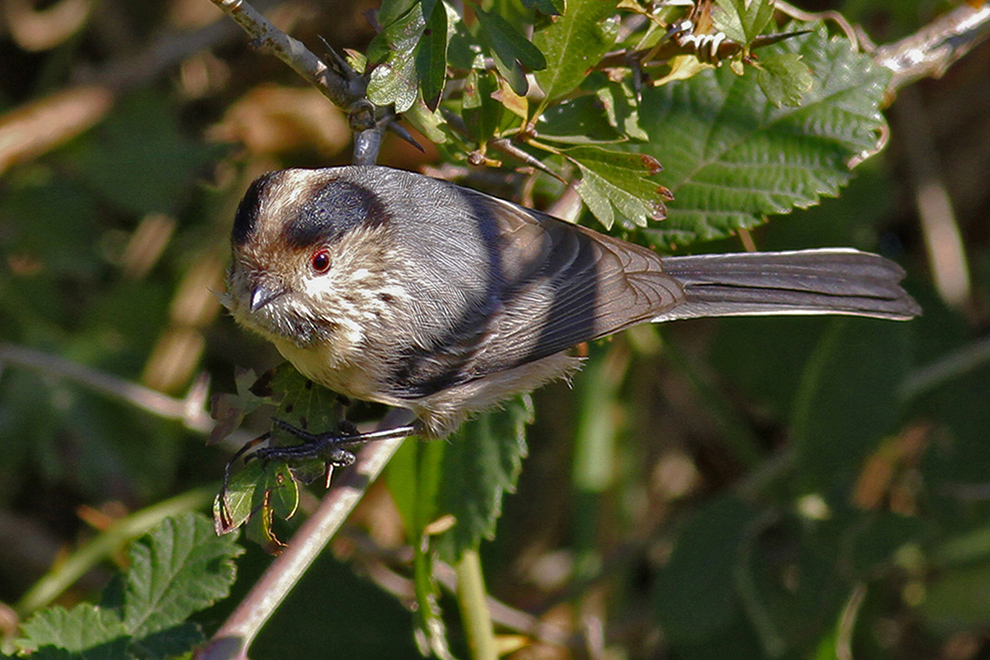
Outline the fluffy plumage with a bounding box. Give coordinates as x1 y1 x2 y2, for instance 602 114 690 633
224 165 920 437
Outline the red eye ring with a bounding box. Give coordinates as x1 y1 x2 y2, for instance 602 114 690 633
310 249 331 274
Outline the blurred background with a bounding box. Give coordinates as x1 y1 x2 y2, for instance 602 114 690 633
1 0 989 658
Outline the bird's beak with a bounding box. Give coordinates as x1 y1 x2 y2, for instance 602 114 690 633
250 282 287 312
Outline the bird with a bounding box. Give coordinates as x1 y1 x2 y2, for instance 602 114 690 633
222 165 920 463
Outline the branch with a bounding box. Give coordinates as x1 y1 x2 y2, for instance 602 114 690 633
874 1 990 93
207 0 367 117
195 409 412 660
207 0 414 165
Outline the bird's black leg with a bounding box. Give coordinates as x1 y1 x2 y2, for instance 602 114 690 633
247 418 418 468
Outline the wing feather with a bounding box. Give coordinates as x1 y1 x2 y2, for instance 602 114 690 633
468 195 684 374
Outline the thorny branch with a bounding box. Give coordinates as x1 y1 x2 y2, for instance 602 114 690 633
206 0 367 118
207 0 420 163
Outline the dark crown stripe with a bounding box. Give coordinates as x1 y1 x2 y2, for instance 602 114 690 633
283 179 392 249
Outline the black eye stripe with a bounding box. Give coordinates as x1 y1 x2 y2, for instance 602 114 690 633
283 180 392 249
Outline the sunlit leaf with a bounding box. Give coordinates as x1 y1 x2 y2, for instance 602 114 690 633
16 605 128 657
714 0 774 44
367 2 432 112
597 80 648 141
16 515 242 659
213 459 264 535
118 514 239 638
636 24 890 246
533 0 619 102
755 52 813 108
567 145 667 228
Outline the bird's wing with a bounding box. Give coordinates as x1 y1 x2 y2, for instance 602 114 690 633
467 194 685 374
380 186 684 400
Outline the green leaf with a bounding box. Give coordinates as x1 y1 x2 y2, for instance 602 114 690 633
755 52 813 108
377 0 429 29
475 8 547 96
536 94 624 144
15 514 240 660
522 0 562 16
714 0 775 44
387 437 445 545
121 512 243 638
636 24 891 246
475 8 547 71
597 80 649 141
213 458 265 534
533 0 619 103
462 69 503 144
128 623 204 660
367 2 431 112
416 0 449 110
211 365 348 541
403 97 450 143
567 145 667 228
433 396 533 562
16 605 128 657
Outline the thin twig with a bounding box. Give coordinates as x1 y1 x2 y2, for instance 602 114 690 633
207 0 366 117
874 1 990 93
0 342 214 434
195 409 412 660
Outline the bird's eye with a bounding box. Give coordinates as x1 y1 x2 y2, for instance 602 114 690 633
310 249 331 274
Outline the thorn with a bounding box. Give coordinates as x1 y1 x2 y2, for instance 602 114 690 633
318 35 359 79
489 138 566 183
386 120 425 152
751 30 812 49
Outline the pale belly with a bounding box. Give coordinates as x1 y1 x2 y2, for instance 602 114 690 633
272 337 401 408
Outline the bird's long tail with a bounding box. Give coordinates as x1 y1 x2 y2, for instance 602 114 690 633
655 249 921 322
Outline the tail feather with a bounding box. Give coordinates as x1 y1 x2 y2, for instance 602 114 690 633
655 249 921 322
